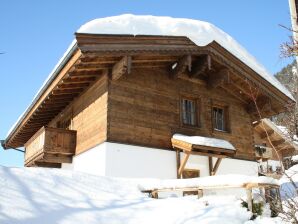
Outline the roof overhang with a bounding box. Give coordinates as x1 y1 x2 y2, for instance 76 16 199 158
4 34 295 149
254 119 298 158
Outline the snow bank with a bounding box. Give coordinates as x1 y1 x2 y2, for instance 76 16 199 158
279 165 298 199
173 133 235 150
139 174 279 191
78 14 294 101
0 166 261 224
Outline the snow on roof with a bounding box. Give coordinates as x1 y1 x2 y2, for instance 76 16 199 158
5 14 294 142
139 174 279 191
292 155 298 161
173 133 236 150
78 14 294 101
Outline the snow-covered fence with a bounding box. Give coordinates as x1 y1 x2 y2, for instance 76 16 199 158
139 174 280 212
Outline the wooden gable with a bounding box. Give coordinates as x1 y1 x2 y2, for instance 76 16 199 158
4 34 295 151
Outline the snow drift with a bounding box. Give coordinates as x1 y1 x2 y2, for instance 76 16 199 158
0 166 270 224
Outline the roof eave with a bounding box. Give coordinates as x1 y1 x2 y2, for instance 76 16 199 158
4 41 78 149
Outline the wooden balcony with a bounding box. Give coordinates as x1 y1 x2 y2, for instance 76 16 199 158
24 127 77 167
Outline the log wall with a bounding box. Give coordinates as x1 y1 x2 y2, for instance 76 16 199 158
107 67 255 160
48 73 108 155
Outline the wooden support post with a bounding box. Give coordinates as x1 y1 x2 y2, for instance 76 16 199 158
198 189 203 199
208 156 213 176
111 56 132 80
151 191 158 199
207 68 230 89
171 55 192 79
190 54 211 78
176 149 181 178
178 152 190 178
212 158 222 175
246 188 253 212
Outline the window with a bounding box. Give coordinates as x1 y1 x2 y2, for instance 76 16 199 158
212 106 228 131
181 98 198 126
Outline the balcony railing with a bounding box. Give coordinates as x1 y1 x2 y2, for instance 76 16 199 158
24 127 76 167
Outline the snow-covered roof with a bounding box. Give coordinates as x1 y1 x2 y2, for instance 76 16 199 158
5 14 294 142
78 14 294 101
173 134 235 151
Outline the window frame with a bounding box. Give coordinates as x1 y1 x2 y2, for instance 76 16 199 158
180 95 201 128
212 103 230 133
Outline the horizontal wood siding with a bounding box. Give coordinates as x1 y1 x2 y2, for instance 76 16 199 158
108 67 255 160
48 73 108 155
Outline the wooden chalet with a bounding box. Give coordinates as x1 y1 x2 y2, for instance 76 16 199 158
3 15 296 179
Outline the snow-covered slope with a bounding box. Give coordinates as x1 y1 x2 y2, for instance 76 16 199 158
0 166 277 224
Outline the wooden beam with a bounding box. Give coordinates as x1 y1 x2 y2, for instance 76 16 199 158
212 158 222 175
46 94 78 100
110 56 132 80
52 88 84 95
178 152 190 178
208 157 213 176
220 85 247 104
171 55 191 79
41 154 73 164
272 139 286 147
247 96 271 114
190 54 211 78
32 162 62 168
184 150 228 158
58 83 90 89
63 77 96 83
246 188 253 212
260 130 274 139
207 68 230 89
176 149 181 178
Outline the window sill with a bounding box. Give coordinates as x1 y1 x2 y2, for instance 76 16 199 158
213 129 231 134
181 124 201 130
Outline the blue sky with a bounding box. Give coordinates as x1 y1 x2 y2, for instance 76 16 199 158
0 0 294 167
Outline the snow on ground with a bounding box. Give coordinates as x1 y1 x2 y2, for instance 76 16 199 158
0 166 281 224
280 164 298 199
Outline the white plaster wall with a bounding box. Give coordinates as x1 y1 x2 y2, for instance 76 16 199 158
71 143 107 176
62 142 258 181
105 142 177 179
184 154 210 177
215 158 258 176
185 155 258 177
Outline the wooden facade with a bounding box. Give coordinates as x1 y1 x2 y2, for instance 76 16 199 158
4 34 296 167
